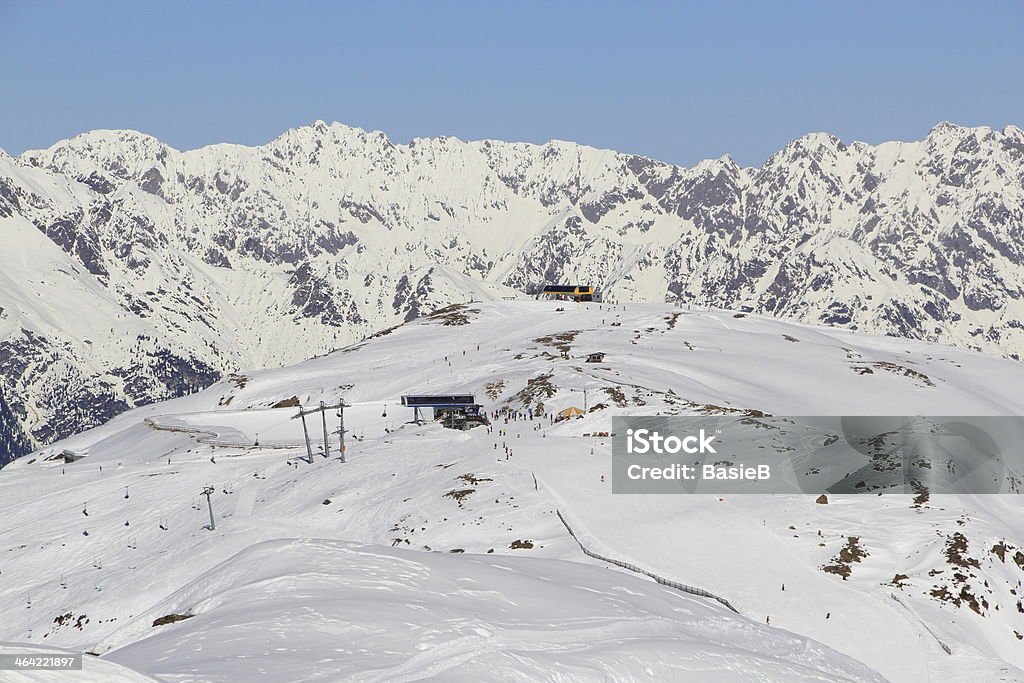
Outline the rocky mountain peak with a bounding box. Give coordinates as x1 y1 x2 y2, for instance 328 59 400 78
2 120 1023 463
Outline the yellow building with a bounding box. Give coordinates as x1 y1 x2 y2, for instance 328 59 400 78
539 285 594 302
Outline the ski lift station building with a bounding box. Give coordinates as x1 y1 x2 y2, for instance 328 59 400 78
60 448 88 463
401 394 488 429
539 284 595 302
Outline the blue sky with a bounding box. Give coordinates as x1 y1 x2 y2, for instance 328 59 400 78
1 1 1021 166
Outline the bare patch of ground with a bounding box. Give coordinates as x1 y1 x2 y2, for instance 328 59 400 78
822 536 869 580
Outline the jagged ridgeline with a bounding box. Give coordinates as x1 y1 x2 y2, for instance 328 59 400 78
2 121 1023 461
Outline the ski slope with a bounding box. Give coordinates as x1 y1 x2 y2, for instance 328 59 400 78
105 539 882 683
4 301 1024 681
0 642 156 682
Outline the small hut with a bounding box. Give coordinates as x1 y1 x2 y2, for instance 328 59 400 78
62 449 87 463
538 285 595 302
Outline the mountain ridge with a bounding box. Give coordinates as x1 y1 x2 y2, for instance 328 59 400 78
2 120 1023 461
16 118 1023 161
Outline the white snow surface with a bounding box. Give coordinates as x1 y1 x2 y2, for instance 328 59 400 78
0 642 156 682
105 539 879 683
3 301 1024 682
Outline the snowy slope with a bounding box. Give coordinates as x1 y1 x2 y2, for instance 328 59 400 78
3 301 1024 681
103 539 881 683
0 642 157 682
3 121 1024 461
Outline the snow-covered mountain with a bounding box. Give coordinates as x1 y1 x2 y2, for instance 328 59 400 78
2 121 1024 462
4 301 1024 681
